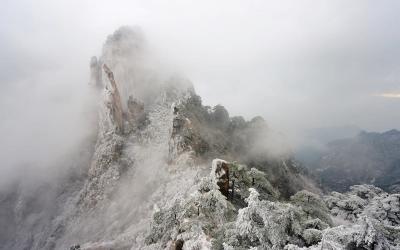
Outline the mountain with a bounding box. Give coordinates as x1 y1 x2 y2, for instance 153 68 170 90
295 125 362 170
314 129 400 193
0 27 399 249
305 125 362 145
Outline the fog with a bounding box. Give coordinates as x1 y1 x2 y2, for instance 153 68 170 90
1 0 400 187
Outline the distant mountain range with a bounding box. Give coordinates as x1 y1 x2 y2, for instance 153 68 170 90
298 129 400 192
305 125 362 145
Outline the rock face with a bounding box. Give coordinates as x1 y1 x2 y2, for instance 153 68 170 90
102 64 124 134
211 159 230 197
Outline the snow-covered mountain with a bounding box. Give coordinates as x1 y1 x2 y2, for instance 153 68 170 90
0 27 399 250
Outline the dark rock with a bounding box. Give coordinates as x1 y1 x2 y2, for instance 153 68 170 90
215 161 230 197
70 244 80 250
174 239 184 250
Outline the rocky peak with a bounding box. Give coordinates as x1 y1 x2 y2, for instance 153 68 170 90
102 64 124 134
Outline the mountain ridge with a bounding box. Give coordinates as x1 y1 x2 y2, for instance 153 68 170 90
0 26 399 250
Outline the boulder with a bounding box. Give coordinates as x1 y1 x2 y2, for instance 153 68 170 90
212 159 230 197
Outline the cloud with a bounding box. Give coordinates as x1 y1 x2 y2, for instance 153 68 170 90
1 0 400 179
375 92 400 98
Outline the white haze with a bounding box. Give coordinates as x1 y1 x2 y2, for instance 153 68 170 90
1 0 400 187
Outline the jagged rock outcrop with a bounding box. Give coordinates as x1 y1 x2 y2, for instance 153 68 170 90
102 64 124 134
78 63 126 208
211 159 230 197
78 27 194 210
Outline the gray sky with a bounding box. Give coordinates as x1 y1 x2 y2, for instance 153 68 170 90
1 0 400 169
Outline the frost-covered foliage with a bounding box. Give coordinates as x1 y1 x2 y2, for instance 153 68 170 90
222 188 333 249
178 181 399 250
229 162 279 203
290 190 333 226
142 158 327 250
326 185 400 248
232 188 305 249
288 184 400 249
287 216 390 249
145 166 235 249
325 185 397 225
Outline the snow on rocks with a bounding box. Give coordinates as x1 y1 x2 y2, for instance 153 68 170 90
288 184 400 249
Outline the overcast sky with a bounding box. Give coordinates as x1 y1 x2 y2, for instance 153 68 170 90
1 0 400 154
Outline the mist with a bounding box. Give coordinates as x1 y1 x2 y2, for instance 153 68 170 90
1 0 400 186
